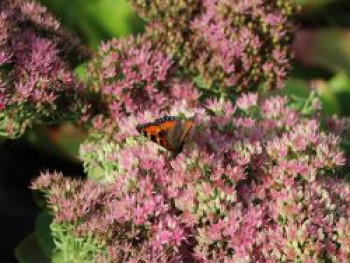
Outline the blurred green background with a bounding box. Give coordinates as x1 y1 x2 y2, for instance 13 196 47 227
38 0 145 48
290 0 350 116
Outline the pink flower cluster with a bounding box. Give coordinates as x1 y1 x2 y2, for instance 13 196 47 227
88 36 199 119
193 0 295 90
33 93 350 262
131 0 298 92
0 0 89 137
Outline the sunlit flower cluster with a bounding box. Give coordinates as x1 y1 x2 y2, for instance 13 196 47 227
33 94 350 262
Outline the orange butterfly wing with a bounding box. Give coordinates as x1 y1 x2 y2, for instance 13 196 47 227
166 117 195 155
136 118 177 152
136 115 195 155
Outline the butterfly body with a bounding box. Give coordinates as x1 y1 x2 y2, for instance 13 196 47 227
136 115 195 156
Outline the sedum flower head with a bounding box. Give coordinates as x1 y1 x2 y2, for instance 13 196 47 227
33 93 350 262
0 0 90 137
131 0 298 94
88 35 199 119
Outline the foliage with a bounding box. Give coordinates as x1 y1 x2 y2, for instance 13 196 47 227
39 0 145 48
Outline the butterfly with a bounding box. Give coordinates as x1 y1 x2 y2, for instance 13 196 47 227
136 115 196 156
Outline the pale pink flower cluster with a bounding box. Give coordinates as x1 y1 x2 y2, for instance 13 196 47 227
88 36 199 119
131 0 298 92
33 94 350 262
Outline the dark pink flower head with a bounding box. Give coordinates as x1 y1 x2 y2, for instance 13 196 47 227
33 93 350 261
89 36 199 119
191 0 297 90
0 0 90 137
131 0 298 94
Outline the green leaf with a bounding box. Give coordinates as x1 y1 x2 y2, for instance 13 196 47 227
278 78 339 115
314 79 340 115
75 63 89 83
294 0 337 8
329 72 350 93
36 211 55 258
329 73 350 116
51 251 65 263
15 233 50 263
283 78 311 98
40 0 144 48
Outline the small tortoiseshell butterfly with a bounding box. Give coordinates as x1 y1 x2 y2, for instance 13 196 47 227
136 115 196 156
